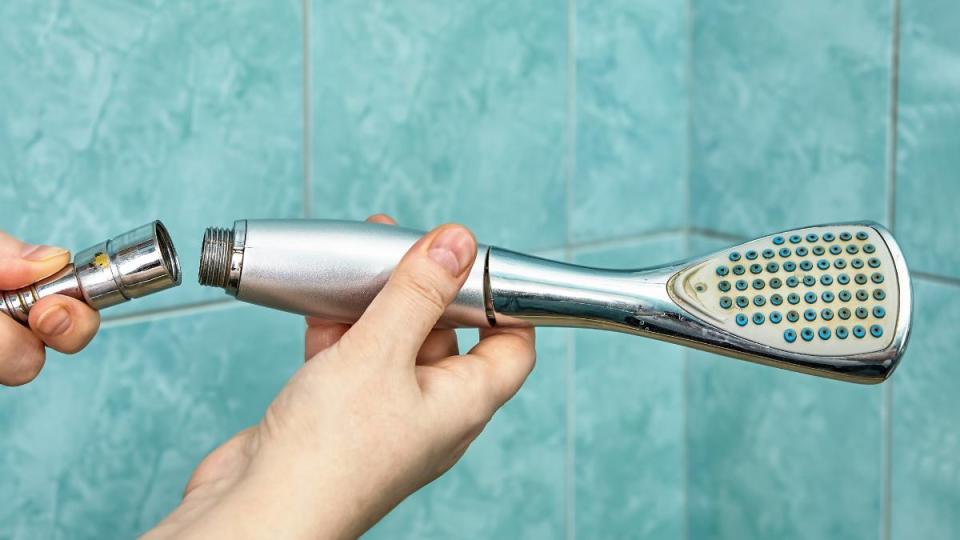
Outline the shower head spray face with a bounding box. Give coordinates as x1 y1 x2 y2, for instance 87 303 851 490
199 219 911 384
666 224 910 380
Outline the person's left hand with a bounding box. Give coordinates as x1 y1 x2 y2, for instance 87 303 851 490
0 231 101 386
146 215 537 539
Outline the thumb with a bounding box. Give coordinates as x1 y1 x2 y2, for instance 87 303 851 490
340 224 477 365
0 231 71 290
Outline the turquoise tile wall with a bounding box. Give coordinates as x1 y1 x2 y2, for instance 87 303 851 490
690 0 892 236
573 0 688 242
0 0 304 316
309 0 567 251
892 281 960 540
0 306 304 539
572 236 687 539
4 0 960 538
687 0 960 537
895 0 960 280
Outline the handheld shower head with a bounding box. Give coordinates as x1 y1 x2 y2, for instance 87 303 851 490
199 219 911 384
1 221 183 323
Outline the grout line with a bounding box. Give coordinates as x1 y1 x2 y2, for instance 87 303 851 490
564 300 576 540
564 0 577 536
683 0 695 246
912 271 960 287
101 298 239 329
564 0 576 250
547 227 689 255
682 5 694 537
885 0 901 236
687 226 745 243
882 1 900 538
883 379 894 540
302 0 312 218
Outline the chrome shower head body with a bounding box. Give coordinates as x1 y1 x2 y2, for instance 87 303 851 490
200 219 911 384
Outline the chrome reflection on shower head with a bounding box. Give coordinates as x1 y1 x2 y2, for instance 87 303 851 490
0 221 183 324
199 219 912 384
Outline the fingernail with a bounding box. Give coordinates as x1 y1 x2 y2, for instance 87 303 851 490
21 244 68 262
428 227 474 276
36 306 72 337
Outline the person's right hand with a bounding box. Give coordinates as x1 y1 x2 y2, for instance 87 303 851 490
0 231 101 386
146 218 538 539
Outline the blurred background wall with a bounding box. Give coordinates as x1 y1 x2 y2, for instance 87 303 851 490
0 0 956 538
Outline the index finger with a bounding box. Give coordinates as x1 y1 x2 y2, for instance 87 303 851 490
465 326 537 407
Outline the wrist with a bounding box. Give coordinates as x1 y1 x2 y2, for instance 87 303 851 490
157 436 395 540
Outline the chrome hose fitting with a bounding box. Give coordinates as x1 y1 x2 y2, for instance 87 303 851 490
0 221 183 324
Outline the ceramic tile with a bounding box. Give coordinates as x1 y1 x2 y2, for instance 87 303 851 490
0 305 303 538
690 0 891 237
894 0 960 280
0 1 304 316
891 279 960 539
686 233 884 539
572 234 687 539
365 328 567 539
572 0 688 242
310 0 566 252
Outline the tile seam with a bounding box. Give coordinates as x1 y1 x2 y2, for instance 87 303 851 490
302 0 312 218
564 0 577 537
101 299 239 329
882 0 901 536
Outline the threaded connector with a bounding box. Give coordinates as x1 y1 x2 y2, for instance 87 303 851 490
198 227 234 288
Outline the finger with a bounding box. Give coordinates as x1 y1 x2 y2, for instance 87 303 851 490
367 214 397 225
28 295 100 354
465 326 537 407
301 213 398 362
304 318 351 361
341 224 477 364
417 329 459 364
0 314 46 386
0 231 71 289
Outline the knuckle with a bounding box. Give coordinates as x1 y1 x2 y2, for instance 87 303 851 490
399 271 448 315
466 393 494 430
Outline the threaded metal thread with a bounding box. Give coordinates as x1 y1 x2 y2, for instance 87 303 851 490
198 227 234 288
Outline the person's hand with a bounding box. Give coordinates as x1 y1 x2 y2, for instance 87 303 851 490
147 216 537 539
0 232 101 386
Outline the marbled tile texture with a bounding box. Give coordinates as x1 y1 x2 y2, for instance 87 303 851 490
573 235 687 539
892 281 960 540
573 0 688 242
311 0 567 252
0 0 304 315
690 0 891 237
895 0 960 280
0 307 304 539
